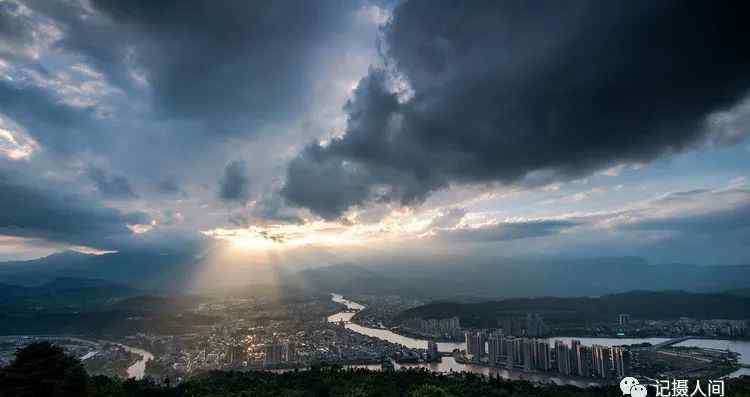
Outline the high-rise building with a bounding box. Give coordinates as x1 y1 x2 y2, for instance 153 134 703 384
264 343 285 365
487 333 502 365
571 340 582 376
227 342 245 365
402 317 462 340
581 345 592 377
286 342 298 363
555 340 571 375
602 347 613 379
427 340 440 361
511 337 524 367
504 337 514 369
591 344 614 378
535 339 551 371
465 331 486 358
522 338 534 370
611 346 628 378
618 314 630 326
499 317 522 336
525 314 548 337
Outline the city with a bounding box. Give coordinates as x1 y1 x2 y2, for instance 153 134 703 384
2 291 746 388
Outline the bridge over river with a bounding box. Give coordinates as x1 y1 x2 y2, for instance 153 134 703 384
651 336 705 350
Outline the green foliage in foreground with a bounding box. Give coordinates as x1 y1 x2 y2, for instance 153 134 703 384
3 343 750 397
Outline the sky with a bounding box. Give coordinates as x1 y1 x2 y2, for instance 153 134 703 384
1 0 749 267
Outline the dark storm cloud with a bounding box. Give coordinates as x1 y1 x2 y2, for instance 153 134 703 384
0 169 148 248
283 0 750 218
24 0 364 132
250 194 303 224
156 177 183 196
435 220 577 243
219 160 251 204
87 166 138 199
0 79 99 154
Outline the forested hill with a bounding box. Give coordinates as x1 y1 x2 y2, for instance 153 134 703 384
396 290 750 327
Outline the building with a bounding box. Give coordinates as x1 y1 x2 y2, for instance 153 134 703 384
426 340 440 361
618 314 630 326
571 339 582 376
227 342 246 365
465 331 486 358
555 340 571 375
591 344 614 378
525 313 548 337
264 344 286 365
611 346 629 378
535 339 551 371
505 337 514 368
499 317 523 336
286 342 298 363
487 333 503 365
402 317 462 339
511 337 524 368
522 338 534 370
381 356 395 371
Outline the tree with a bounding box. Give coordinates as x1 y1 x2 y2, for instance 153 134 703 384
0 342 88 397
409 384 453 397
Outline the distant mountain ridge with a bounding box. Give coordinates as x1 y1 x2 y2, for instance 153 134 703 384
1 253 749 299
0 277 141 313
357 257 750 299
0 250 200 290
396 290 750 328
0 276 136 296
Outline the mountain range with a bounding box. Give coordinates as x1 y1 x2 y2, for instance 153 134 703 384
1 252 749 300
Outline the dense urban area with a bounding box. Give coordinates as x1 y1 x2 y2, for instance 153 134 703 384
2 290 747 388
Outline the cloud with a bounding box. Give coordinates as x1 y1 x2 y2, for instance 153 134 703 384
0 1 35 58
620 188 750 234
0 78 98 155
283 1 750 218
156 176 183 196
219 160 251 204
0 0 59 61
87 166 137 199
22 0 366 132
250 193 303 224
427 207 467 229
433 219 578 243
0 168 147 248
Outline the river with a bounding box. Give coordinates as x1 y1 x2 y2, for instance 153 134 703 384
329 293 750 382
113 343 153 380
0 335 154 380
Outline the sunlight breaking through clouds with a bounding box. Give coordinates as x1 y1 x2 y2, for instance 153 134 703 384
0 118 38 160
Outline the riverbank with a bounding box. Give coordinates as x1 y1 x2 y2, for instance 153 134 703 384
361 315 750 346
329 293 750 382
452 352 609 385
0 335 153 380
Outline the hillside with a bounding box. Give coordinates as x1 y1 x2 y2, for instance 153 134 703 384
0 250 201 290
0 277 140 313
0 278 214 335
396 290 750 327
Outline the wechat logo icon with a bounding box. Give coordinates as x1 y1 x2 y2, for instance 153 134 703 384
620 377 640 396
